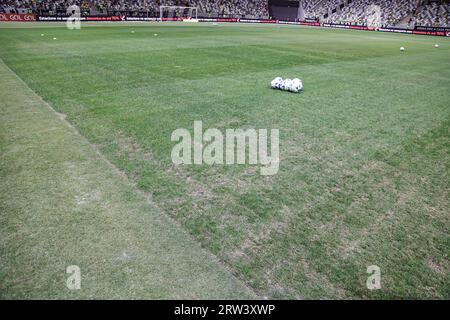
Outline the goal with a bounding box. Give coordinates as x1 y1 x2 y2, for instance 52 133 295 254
159 6 198 21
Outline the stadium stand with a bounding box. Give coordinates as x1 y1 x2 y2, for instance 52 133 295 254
1 0 449 27
0 1 270 18
302 0 449 27
408 0 450 27
319 0 421 27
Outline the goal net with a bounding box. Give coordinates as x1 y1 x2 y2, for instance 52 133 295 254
159 6 198 21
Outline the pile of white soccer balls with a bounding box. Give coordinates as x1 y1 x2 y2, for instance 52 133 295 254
271 77 303 93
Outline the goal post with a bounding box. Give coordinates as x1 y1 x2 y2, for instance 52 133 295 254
159 6 198 21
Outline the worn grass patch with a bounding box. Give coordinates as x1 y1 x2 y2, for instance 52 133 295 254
0 59 253 299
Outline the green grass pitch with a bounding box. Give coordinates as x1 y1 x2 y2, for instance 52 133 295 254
0 22 449 299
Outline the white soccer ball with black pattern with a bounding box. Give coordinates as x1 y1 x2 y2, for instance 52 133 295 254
271 77 283 89
291 78 303 93
283 79 292 92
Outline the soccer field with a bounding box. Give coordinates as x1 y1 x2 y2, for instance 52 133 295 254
0 22 449 299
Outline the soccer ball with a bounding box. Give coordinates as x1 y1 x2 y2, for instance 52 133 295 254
400 46 405 52
271 77 283 89
283 79 292 91
291 78 303 93
435 44 439 48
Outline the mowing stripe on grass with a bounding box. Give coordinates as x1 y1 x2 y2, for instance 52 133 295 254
0 59 255 299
